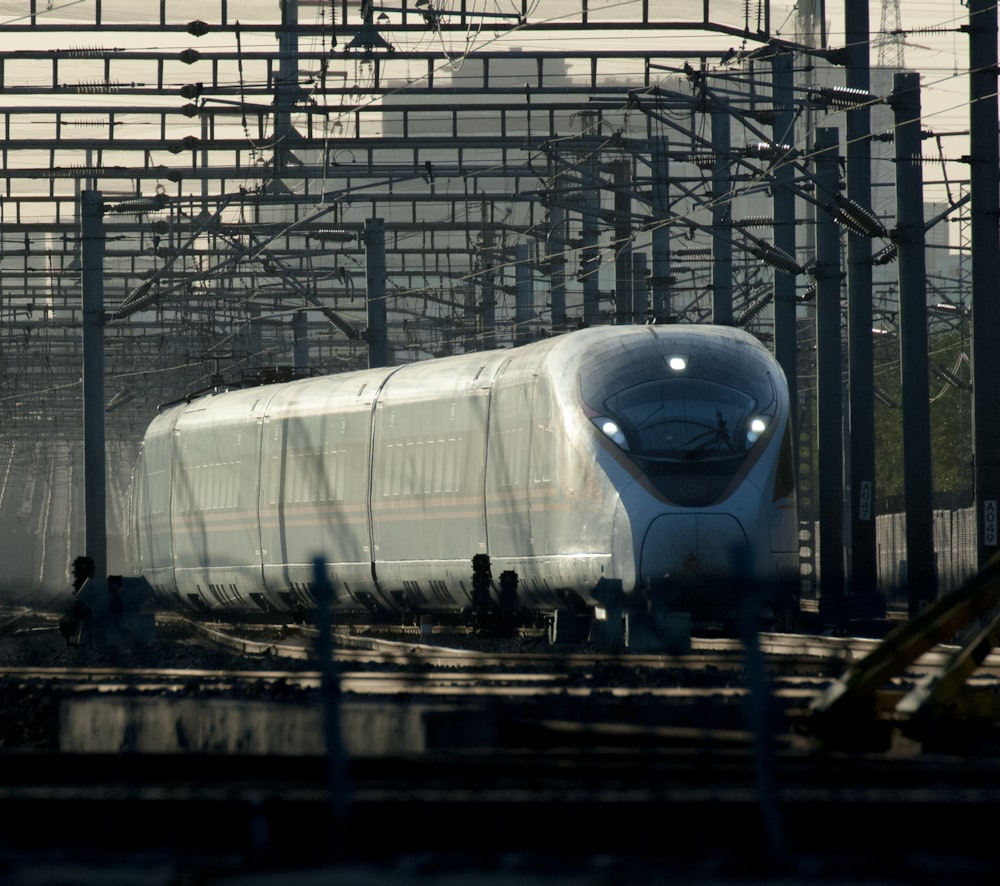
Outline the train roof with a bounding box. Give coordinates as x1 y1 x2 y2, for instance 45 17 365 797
147 324 781 434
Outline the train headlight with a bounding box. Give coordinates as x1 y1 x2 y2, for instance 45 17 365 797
666 355 687 371
746 417 767 445
593 417 629 450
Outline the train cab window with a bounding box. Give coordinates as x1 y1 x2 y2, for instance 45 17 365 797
597 378 772 460
591 374 780 506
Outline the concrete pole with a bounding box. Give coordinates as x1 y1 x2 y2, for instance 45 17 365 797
364 217 388 368
81 190 107 580
814 129 845 620
845 0 879 596
892 72 936 613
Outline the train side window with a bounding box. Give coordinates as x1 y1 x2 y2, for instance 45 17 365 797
774 423 796 500
531 424 553 486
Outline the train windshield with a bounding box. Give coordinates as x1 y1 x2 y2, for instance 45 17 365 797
575 327 786 504
588 363 781 505
603 378 768 460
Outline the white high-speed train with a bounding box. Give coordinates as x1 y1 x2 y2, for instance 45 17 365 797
125 324 798 626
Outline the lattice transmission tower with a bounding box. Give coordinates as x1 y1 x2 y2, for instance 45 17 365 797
876 0 906 71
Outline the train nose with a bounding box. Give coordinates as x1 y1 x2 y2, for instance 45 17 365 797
640 514 751 613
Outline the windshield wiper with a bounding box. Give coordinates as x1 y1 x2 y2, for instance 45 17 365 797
685 409 732 460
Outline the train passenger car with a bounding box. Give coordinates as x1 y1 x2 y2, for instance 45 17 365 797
126 324 798 624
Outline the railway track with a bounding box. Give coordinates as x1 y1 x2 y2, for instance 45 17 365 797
177 614 1000 682
9 608 1000 706
2 608 999 760
3 607 1000 881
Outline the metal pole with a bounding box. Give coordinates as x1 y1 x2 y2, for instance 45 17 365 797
81 189 107 580
892 71 936 614
364 217 388 368
632 252 649 323
463 285 477 353
845 0 879 596
814 128 845 620
514 243 532 346
614 160 632 324
247 301 262 370
771 51 798 416
581 153 601 326
274 0 299 179
650 137 672 322
292 309 309 376
480 221 496 351
969 0 1000 567
548 202 567 333
711 107 733 325
311 557 350 827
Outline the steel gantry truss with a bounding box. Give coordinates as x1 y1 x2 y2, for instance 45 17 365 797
0 0 817 447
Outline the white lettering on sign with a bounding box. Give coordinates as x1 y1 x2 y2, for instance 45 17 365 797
985 500 998 548
858 480 872 521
